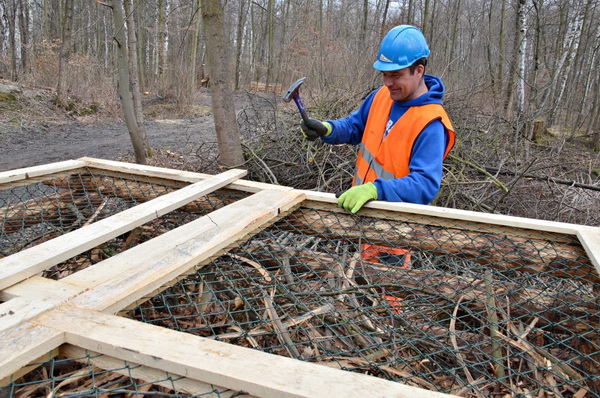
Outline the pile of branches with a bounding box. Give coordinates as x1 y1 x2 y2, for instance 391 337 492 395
180 91 600 226
129 223 598 397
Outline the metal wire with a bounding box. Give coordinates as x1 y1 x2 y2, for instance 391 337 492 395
1 172 598 397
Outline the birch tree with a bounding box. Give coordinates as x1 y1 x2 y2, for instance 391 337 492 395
515 0 528 117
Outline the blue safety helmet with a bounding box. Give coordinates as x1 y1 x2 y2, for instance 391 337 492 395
373 25 430 71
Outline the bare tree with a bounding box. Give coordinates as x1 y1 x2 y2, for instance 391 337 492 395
17 0 28 74
101 0 148 164
123 0 150 157
57 0 74 108
515 0 528 117
156 0 167 94
200 0 244 167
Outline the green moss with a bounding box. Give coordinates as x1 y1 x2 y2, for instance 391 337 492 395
0 92 20 110
0 92 18 102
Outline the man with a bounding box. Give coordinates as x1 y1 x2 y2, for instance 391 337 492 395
301 25 455 213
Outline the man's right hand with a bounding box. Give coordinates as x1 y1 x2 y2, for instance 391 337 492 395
300 118 332 141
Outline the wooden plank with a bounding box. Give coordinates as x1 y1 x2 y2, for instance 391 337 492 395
37 307 453 398
0 169 247 291
299 190 588 235
79 157 213 183
61 345 256 398
80 157 291 193
577 227 600 276
67 189 305 313
0 277 83 333
0 159 85 184
284 203 598 283
0 322 64 381
0 347 60 386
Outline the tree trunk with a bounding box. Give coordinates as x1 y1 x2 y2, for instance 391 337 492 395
17 0 29 74
189 0 202 93
123 0 150 157
234 0 248 90
264 0 274 90
6 0 18 80
134 0 146 92
379 0 391 40
108 0 147 164
57 0 74 108
157 0 167 95
515 0 528 116
200 0 244 167
497 0 507 91
359 0 368 47
422 0 431 36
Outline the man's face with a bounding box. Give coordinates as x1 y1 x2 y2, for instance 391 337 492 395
381 65 425 102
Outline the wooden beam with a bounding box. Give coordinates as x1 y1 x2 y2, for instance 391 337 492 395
0 322 64 381
0 160 85 184
0 277 82 333
0 348 60 386
0 169 247 291
578 227 600 276
37 307 453 398
80 157 291 193
281 205 599 283
61 345 256 398
298 190 593 235
67 189 305 313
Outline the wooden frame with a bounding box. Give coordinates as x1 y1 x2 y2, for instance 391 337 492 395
1 158 598 397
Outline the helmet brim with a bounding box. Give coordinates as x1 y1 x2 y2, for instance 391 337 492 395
373 60 403 72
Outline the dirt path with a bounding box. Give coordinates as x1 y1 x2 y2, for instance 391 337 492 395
0 82 275 172
1 117 215 172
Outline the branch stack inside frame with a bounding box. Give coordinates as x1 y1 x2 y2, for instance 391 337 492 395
0 158 598 398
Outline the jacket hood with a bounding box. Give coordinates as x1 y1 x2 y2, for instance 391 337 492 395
398 74 445 107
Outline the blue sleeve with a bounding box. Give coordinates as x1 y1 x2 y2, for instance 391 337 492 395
320 91 377 146
372 120 447 205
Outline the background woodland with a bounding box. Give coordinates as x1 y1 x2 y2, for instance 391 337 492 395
0 0 599 226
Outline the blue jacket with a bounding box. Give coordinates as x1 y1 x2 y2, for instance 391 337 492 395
321 74 451 204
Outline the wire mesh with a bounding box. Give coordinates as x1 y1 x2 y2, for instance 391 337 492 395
0 169 247 280
1 172 599 397
0 350 235 397
126 199 600 397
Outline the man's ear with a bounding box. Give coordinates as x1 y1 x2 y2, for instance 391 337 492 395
415 63 425 77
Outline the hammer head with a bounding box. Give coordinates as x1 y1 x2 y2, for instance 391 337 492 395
283 77 306 102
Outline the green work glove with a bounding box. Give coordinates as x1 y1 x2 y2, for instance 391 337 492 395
300 118 332 141
337 183 378 213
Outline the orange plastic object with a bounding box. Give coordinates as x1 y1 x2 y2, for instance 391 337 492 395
361 244 411 269
381 287 403 314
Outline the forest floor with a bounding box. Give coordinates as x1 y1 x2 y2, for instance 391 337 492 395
0 79 276 172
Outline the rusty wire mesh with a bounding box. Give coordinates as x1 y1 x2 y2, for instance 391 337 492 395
1 171 599 397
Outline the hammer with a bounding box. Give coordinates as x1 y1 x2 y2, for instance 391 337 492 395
283 77 310 125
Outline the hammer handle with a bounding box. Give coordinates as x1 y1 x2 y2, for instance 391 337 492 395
293 96 311 124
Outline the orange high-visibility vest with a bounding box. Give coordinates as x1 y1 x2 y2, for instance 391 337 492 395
353 86 455 186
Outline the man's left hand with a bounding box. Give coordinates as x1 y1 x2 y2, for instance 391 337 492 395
337 183 378 213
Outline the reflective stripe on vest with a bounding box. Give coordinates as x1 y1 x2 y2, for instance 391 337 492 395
353 86 455 186
355 142 396 185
